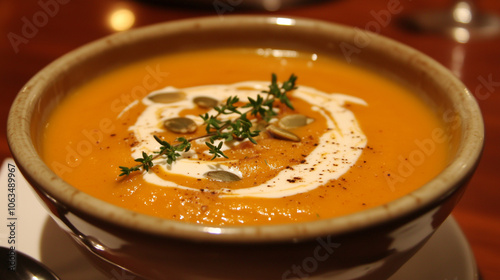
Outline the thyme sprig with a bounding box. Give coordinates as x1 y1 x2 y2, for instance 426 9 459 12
119 73 297 177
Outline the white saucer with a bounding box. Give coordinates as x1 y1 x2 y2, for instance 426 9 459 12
0 159 479 280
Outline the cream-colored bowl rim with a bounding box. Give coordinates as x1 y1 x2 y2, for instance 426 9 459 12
7 15 484 243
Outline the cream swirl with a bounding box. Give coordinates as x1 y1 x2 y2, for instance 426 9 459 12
124 81 367 198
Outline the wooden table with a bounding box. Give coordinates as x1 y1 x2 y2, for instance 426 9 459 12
1 0 498 278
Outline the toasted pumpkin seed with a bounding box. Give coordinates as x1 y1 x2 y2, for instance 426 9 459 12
204 171 241 182
148 91 186 103
266 125 301 142
193 96 218 108
279 114 314 129
251 120 268 133
164 117 197 134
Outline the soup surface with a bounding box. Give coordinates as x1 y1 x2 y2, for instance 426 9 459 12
42 48 449 225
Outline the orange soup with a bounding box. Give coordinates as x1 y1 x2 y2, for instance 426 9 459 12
42 48 449 225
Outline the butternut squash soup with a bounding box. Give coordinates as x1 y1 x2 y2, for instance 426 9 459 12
42 48 449 225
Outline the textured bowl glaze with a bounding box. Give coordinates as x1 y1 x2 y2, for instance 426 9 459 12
7 16 484 280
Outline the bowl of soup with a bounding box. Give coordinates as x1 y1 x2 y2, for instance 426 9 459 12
7 15 483 280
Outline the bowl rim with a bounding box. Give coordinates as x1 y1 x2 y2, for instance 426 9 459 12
7 15 484 243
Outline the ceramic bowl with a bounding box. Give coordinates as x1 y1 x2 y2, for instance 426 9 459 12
7 16 484 280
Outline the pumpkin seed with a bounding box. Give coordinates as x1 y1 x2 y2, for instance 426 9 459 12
148 91 186 103
204 171 241 182
164 117 197 134
251 120 268 133
193 96 218 108
266 125 301 142
279 114 314 129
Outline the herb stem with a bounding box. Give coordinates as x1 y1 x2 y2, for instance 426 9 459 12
119 73 297 176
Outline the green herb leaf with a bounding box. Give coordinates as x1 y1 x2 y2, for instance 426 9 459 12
119 73 298 176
